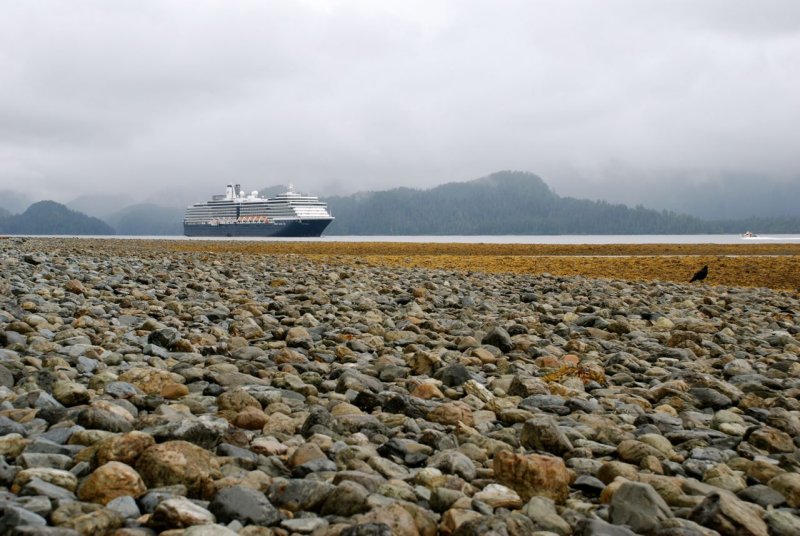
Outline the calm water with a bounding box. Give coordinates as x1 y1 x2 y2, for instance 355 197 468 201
17 234 800 244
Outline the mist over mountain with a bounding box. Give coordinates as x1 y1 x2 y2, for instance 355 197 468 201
0 190 34 215
106 204 183 235
67 193 142 220
0 201 114 235
257 185 289 198
650 176 800 220
556 170 800 220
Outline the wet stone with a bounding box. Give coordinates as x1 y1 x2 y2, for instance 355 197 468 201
737 484 786 508
208 485 280 526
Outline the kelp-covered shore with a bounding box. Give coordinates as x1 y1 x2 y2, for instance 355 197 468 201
69 239 800 291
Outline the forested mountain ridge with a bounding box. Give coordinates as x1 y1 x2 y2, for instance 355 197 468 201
0 201 115 235
323 171 794 235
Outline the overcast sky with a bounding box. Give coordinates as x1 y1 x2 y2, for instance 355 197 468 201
1 0 799 204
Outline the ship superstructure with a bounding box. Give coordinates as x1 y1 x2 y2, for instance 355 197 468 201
184 184 334 237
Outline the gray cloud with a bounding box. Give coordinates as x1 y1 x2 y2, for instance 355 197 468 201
0 0 798 205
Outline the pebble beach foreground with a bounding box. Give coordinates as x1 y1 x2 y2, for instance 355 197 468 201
1 238 799 536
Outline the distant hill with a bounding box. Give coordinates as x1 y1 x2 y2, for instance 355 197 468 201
106 203 183 235
0 201 115 235
323 171 698 234
323 171 800 235
0 207 10 219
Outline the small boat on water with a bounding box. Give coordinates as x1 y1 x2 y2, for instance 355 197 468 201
741 231 758 238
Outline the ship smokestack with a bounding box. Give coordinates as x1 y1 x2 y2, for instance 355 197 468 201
234 184 241 198
226 184 233 199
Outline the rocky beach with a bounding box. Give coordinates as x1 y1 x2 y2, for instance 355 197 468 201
1 237 799 535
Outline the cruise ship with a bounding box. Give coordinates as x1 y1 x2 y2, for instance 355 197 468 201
183 184 334 237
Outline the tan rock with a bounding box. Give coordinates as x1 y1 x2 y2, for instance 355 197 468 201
228 318 264 339
170 339 196 353
78 461 147 505
493 450 574 504
273 347 309 364
639 474 696 507
91 399 136 422
704 464 746 493
217 389 261 412
118 367 180 396
470 347 497 364
161 382 189 399
748 427 795 453
404 351 441 375
232 406 269 430
0 433 28 458
497 408 536 424
398 502 438 536
768 473 800 508
747 460 785 484
250 437 288 457
136 440 222 499
52 380 91 406
473 483 523 509
214 470 272 493
411 382 444 399
440 508 484 535
65 279 86 294
638 433 678 459
261 412 298 435
640 455 664 474
69 429 116 446
534 355 560 369
285 326 313 348
95 431 155 467
655 404 678 416
357 503 420 536
0 408 38 423
428 401 475 427
330 402 362 417
617 439 666 464
308 433 334 452
597 461 640 484
289 443 326 468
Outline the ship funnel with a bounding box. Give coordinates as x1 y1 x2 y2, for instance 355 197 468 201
234 184 241 198
226 184 234 199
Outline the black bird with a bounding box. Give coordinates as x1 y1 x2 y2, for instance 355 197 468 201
690 265 708 283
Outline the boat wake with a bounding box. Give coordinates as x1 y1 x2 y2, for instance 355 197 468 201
741 235 800 240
